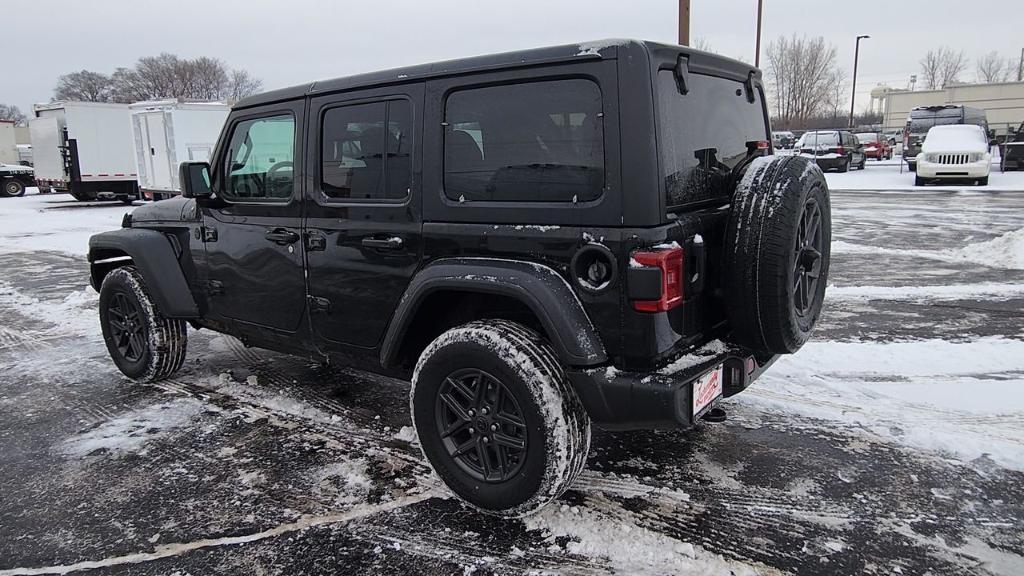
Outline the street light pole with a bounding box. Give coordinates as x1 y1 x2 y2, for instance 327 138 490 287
678 0 690 46
755 0 764 67
849 35 870 129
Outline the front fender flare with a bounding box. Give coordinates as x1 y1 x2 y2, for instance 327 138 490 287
88 229 199 318
380 258 607 368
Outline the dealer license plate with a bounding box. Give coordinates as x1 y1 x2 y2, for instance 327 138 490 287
692 365 723 416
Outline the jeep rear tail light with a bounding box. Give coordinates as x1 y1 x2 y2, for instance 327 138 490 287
835 146 845 155
631 247 684 312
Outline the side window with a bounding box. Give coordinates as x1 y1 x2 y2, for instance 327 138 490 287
224 114 295 200
320 100 412 201
443 79 604 203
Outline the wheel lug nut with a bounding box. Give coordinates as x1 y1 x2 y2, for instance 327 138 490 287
482 436 490 443
468 427 475 434
481 407 489 415
490 424 498 431
468 409 475 417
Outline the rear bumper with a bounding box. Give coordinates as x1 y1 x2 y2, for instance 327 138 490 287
567 344 779 431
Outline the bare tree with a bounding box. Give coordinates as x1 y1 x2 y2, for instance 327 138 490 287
827 69 848 121
54 70 114 102
920 47 968 89
59 53 263 103
0 104 28 125
690 37 713 53
226 70 263 103
765 34 843 128
976 51 1010 83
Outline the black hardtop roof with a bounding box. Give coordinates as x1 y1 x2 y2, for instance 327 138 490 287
235 39 759 109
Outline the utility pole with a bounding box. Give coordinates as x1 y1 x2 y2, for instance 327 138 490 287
849 35 870 128
1018 47 1023 82
678 0 690 46
755 0 764 67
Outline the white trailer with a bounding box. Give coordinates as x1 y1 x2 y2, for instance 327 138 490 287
0 121 18 166
130 99 229 201
30 101 139 202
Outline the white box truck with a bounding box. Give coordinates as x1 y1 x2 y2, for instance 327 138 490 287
30 101 139 203
130 99 230 201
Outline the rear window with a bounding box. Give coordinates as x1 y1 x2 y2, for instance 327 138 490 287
797 132 839 147
855 133 878 143
443 79 604 203
657 71 768 208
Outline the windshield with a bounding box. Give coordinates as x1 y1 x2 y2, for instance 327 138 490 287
855 133 878 143
657 70 768 208
908 116 961 136
797 132 839 147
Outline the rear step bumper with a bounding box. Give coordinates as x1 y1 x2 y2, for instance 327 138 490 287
567 347 778 431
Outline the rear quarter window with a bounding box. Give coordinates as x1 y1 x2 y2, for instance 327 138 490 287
443 78 604 203
657 71 768 209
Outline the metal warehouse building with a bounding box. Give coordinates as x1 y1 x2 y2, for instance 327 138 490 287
882 81 1024 136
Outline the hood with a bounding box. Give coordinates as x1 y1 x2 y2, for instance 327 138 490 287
130 196 194 223
0 163 32 173
921 125 988 154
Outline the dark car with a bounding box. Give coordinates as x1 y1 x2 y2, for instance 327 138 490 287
87 40 831 516
772 130 795 149
1002 121 1024 172
797 130 866 172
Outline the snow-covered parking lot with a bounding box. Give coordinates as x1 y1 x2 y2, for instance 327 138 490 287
1 166 1023 575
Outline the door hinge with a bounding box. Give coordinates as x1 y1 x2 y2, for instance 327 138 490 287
308 295 331 313
305 231 326 251
195 225 217 242
207 280 224 296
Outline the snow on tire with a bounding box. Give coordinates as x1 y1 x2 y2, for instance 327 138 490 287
99 266 187 382
724 155 831 355
410 320 591 517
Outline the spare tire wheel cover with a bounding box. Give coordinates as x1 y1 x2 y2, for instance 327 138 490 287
724 155 831 354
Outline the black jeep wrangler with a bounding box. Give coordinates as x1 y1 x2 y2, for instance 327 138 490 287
88 39 830 516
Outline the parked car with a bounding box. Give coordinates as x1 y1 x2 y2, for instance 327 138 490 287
1 163 33 197
903 105 988 172
797 130 866 172
855 132 892 160
772 130 795 149
87 39 832 517
915 124 993 186
1001 121 1024 172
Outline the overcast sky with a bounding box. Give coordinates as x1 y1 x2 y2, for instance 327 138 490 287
8 0 1023 115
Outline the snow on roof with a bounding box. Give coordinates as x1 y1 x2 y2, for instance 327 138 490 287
922 124 988 154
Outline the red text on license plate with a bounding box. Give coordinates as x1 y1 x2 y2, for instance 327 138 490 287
692 365 723 416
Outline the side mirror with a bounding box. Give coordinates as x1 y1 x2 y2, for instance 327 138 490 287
179 161 212 199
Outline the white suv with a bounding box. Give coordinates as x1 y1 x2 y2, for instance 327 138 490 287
915 124 992 186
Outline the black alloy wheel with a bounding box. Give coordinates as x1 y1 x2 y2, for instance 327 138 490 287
793 197 823 317
435 368 528 483
107 292 146 362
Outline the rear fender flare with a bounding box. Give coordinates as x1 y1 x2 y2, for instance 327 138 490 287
88 229 199 318
380 258 607 368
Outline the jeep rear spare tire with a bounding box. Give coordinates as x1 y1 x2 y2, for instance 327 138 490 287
724 155 831 355
410 320 590 517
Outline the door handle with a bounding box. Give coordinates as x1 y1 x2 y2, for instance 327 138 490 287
361 236 403 250
266 228 300 245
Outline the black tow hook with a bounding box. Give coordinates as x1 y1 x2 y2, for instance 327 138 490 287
701 407 727 423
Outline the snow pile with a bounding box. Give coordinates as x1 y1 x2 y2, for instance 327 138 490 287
921 125 988 154
827 282 1024 301
954 228 1024 269
392 425 417 444
0 281 99 335
61 399 206 458
313 457 373 504
0 191 128 256
746 338 1024 470
833 228 1024 270
524 504 758 575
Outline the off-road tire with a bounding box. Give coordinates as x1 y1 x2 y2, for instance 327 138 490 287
2 179 26 197
99 266 187 382
838 158 850 173
724 155 831 355
915 176 925 186
411 320 590 517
